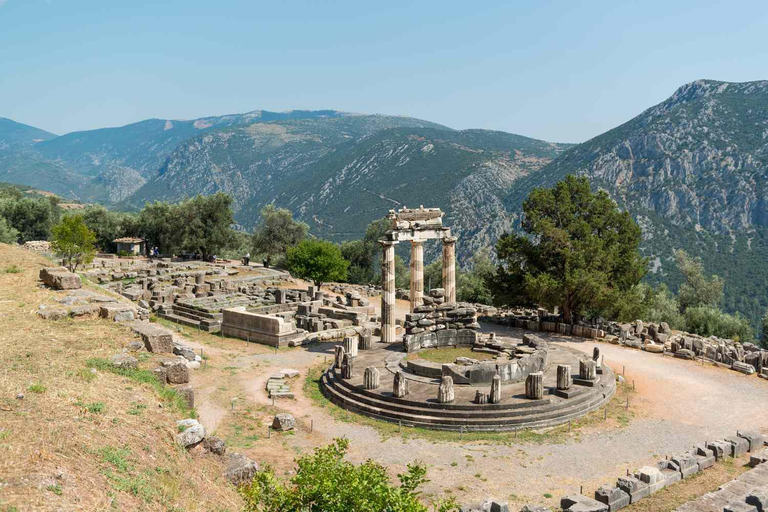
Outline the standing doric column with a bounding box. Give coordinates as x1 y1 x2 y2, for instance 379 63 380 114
409 241 424 312
442 237 456 304
380 240 398 343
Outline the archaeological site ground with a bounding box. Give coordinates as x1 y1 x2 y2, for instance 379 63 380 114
2 207 768 512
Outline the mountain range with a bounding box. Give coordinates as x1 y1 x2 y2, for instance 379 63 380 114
2 79 768 327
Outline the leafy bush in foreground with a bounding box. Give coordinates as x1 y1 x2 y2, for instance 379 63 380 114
239 438 457 512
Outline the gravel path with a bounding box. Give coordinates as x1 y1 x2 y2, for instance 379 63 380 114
188 320 768 509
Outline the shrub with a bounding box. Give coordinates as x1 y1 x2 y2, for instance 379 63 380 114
239 438 457 512
683 306 753 342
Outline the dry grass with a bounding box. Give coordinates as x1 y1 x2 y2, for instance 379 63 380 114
625 456 750 512
0 244 242 511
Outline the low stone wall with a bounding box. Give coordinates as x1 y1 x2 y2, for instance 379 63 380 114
404 334 549 386
221 307 301 347
464 429 767 512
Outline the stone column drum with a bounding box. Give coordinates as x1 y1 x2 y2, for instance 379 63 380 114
437 376 455 403
580 359 597 381
343 336 358 358
363 367 380 390
380 241 397 343
525 372 543 400
334 345 346 370
441 237 456 304
409 241 424 312
556 364 572 390
393 370 409 398
341 353 353 379
489 374 501 404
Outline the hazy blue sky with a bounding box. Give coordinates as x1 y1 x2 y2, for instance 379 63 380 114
1 0 766 142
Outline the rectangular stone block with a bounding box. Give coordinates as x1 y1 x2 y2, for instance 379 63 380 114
694 445 716 470
617 476 649 503
594 485 630 511
131 321 174 353
707 440 732 459
749 448 768 467
436 329 458 347
560 494 608 511
738 431 765 452
670 453 699 478
634 466 665 494
660 468 681 486
726 436 750 457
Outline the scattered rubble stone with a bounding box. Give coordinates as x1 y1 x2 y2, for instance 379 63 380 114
225 453 259 485
175 418 205 448
272 413 295 431
203 436 226 456
110 353 138 370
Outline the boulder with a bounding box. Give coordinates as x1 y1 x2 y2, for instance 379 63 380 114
175 418 205 448
203 436 227 456
226 452 259 485
161 359 190 384
272 413 295 431
110 353 138 370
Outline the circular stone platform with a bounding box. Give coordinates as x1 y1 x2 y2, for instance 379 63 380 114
321 335 616 432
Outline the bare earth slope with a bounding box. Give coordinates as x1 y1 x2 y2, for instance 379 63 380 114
0 244 241 511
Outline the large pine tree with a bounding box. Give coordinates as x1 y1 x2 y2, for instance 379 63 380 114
491 175 647 323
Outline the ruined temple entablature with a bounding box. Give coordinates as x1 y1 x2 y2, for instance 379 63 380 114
379 206 456 343
384 206 451 242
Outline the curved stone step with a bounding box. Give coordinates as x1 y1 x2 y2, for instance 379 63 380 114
320 369 615 431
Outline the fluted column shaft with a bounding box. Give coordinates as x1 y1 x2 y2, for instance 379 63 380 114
442 237 456 304
409 241 424 312
380 241 398 343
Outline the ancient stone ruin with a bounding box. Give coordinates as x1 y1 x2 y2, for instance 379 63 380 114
320 207 614 432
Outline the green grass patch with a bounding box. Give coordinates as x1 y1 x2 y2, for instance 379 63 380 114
406 347 494 364
4 265 21 274
85 357 194 417
27 382 47 394
47 484 63 495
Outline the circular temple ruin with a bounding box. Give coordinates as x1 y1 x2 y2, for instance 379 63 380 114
320 207 616 431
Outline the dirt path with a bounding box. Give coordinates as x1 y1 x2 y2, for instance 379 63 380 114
183 319 768 510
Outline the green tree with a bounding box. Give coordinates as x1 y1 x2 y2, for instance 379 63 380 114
286 239 349 288
252 205 308 267
457 249 494 304
684 306 753 342
50 215 97 272
761 310 768 348
341 218 391 284
137 201 186 255
82 205 139 252
239 438 457 512
0 188 60 242
175 193 235 259
0 216 19 244
675 249 724 312
491 175 647 323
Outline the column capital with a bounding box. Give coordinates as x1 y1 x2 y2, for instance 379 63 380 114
410 240 424 246
442 236 457 245
378 239 399 247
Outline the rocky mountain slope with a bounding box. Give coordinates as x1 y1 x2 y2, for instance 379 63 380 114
523 79 768 328
0 118 57 150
